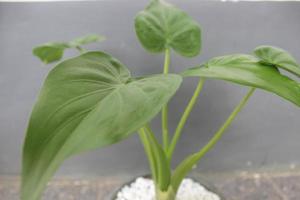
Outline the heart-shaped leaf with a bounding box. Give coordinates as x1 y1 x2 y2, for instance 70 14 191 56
254 45 300 77
33 42 69 64
22 51 182 200
182 54 300 107
135 0 201 57
33 34 105 64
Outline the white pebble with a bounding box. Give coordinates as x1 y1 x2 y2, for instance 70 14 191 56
115 177 220 200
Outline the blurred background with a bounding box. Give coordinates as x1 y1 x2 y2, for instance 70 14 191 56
0 0 300 179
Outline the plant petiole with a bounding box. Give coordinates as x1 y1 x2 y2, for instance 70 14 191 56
167 78 205 160
75 46 87 54
162 48 171 151
171 87 255 191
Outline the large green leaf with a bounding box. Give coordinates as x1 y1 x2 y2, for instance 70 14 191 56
22 51 182 200
182 54 300 107
254 45 300 77
135 0 201 57
33 34 105 64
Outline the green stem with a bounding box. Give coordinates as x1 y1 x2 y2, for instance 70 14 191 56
163 48 170 74
167 79 205 160
75 46 86 54
144 125 171 190
162 48 171 151
138 129 158 183
171 87 255 191
156 186 176 200
195 87 255 159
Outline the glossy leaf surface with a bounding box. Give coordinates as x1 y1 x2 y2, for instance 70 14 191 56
135 0 201 57
254 45 300 77
22 51 182 200
33 34 104 64
182 54 300 107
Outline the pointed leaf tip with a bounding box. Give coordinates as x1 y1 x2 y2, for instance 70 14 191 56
254 45 300 78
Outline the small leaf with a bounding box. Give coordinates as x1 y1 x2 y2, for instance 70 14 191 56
33 43 69 64
22 51 182 200
254 45 300 77
33 34 105 64
182 54 300 107
135 0 201 57
69 34 105 47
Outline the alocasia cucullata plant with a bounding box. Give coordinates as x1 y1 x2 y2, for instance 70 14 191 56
22 0 300 200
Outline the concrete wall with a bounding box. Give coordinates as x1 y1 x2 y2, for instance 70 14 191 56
0 0 300 177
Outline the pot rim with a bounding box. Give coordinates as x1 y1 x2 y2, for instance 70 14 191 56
108 174 226 200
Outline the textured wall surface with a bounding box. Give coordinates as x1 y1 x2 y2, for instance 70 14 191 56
0 0 300 176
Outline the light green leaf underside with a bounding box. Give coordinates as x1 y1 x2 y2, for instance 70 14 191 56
33 34 105 64
254 45 300 78
135 0 201 57
182 54 300 107
22 51 182 200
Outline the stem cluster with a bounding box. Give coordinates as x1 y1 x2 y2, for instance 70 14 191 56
139 49 255 200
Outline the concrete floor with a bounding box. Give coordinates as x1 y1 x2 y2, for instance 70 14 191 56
1 169 300 200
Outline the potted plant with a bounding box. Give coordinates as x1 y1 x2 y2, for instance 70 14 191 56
21 0 300 200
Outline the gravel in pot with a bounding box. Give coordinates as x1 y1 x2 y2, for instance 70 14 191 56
110 175 224 200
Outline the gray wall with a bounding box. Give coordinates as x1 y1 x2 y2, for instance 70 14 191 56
0 0 300 177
